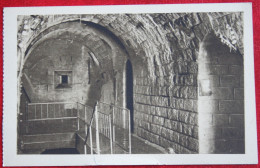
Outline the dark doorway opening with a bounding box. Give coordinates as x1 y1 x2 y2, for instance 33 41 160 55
126 60 134 133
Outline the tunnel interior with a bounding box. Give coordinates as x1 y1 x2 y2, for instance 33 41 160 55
17 13 244 154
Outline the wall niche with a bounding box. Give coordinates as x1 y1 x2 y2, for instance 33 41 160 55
54 70 73 89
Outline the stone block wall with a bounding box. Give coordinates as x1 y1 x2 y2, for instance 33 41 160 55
134 67 199 153
131 13 209 154
132 13 243 154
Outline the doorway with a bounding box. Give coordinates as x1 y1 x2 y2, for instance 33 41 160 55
126 60 134 133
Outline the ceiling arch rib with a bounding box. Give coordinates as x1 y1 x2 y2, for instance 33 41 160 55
24 22 116 74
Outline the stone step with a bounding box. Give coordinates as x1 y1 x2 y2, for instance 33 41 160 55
21 132 76 153
22 132 75 143
20 118 78 134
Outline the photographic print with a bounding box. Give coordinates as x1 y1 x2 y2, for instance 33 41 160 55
3 3 257 166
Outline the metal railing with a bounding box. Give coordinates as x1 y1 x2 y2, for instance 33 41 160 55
27 102 77 121
25 101 131 154
79 101 132 154
98 101 132 154
76 102 97 154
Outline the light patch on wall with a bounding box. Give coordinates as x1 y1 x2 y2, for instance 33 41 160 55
199 79 212 96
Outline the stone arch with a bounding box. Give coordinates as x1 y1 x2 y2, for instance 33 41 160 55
18 20 135 108
198 32 244 153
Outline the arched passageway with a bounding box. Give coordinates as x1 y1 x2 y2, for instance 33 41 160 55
20 20 129 106
18 20 133 154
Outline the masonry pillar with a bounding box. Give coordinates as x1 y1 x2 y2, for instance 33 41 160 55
198 33 244 154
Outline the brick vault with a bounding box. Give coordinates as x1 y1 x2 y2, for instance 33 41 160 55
17 13 244 154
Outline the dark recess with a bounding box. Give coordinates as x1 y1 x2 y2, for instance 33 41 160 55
126 60 134 133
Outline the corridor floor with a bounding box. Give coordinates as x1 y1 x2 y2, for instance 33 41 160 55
94 127 166 154
130 134 165 154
